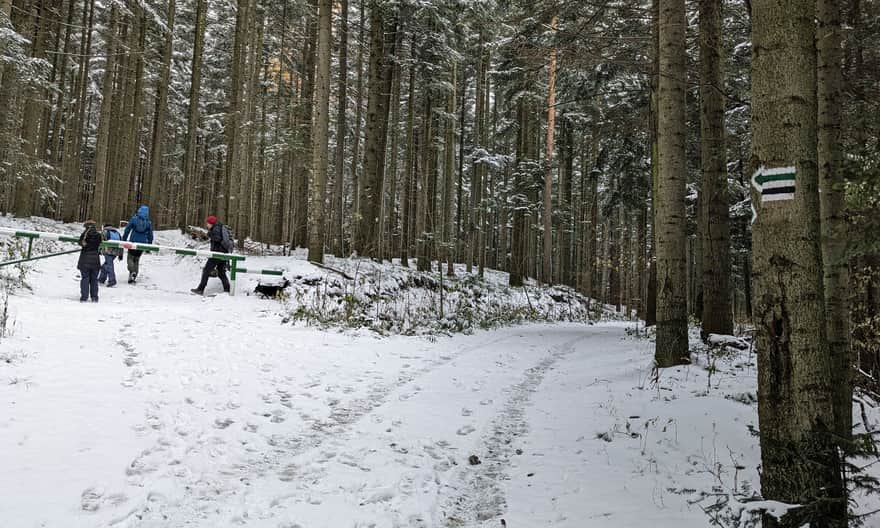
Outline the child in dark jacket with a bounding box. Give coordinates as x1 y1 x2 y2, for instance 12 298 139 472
98 224 123 287
77 220 103 302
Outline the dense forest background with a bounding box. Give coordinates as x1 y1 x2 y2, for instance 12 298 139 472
0 0 879 523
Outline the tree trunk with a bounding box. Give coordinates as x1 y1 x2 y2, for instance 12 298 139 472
637 188 648 319
357 2 395 258
292 0 317 248
751 0 845 524
123 11 146 223
181 0 206 228
509 93 534 287
241 6 266 239
308 0 332 262
356 0 384 256
350 0 366 249
14 0 51 217
646 0 659 328
586 139 600 299
477 66 491 277
146 0 176 217
817 0 851 443
47 0 77 193
236 6 262 242
699 0 733 337
60 0 94 222
90 4 119 221
415 95 432 272
557 116 572 286
456 70 467 264
654 0 689 367
542 15 557 284
468 37 486 274
399 50 416 268
444 62 456 276
332 0 349 256
383 30 403 262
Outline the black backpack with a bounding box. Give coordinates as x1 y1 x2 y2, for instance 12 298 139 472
220 224 234 253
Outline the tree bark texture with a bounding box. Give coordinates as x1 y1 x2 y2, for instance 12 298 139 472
332 0 349 256
751 1 845 524
542 15 557 284
699 0 733 337
817 0 851 442
308 0 332 262
655 0 689 366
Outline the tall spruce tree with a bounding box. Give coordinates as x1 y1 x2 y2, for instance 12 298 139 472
751 0 846 524
654 0 689 367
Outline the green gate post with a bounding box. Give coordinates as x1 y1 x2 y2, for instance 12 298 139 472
26 237 33 259
230 258 238 296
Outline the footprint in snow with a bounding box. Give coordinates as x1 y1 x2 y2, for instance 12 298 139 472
116 339 135 353
214 418 234 429
243 422 259 433
360 487 395 505
456 425 476 436
278 464 298 482
264 409 286 423
259 363 275 373
80 487 128 512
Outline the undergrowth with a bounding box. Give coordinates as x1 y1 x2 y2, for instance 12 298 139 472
279 259 617 336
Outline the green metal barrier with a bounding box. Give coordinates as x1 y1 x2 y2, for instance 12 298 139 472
0 226 284 295
0 248 81 268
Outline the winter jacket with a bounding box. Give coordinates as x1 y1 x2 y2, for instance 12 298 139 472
102 227 123 257
207 222 229 254
77 226 103 271
123 205 154 244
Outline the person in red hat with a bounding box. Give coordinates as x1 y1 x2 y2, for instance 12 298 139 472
191 215 232 295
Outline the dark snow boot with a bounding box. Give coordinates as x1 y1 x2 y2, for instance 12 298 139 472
190 288 204 295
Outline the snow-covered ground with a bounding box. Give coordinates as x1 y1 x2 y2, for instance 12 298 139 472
0 217 790 527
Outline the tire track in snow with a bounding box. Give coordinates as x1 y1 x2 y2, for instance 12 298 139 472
115 331 522 526
439 333 590 527
269 332 519 480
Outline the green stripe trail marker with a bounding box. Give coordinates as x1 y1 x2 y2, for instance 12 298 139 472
751 166 796 203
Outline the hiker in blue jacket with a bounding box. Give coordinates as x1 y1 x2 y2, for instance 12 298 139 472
122 204 154 284
97 223 123 287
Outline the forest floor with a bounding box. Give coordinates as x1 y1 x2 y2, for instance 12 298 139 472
0 217 874 527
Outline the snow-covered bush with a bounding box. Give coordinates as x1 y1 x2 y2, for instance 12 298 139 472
280 257 618 335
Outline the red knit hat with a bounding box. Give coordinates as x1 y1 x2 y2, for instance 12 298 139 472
206 215 218 225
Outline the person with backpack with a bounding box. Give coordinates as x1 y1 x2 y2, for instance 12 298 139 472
191 215 232 295
77 220 104 302
122 204 154 284
98 223 123 287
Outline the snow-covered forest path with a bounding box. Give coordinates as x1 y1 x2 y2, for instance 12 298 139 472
0 229 759 528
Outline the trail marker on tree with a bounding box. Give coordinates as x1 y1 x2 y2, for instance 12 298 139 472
751 166 796 202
